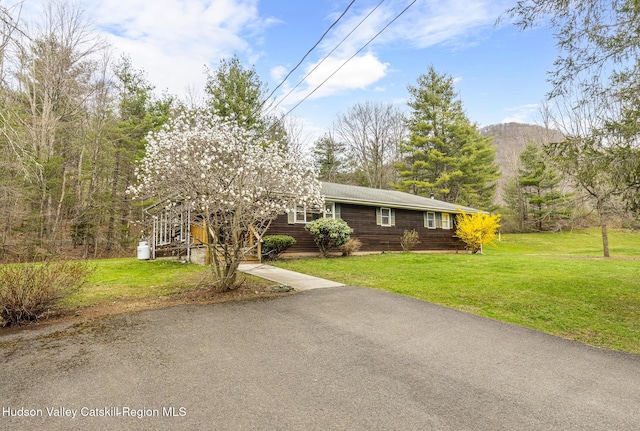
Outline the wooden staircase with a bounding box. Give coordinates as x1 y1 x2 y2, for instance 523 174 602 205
243 227 262 263
242 248 261 262
195 226 263 264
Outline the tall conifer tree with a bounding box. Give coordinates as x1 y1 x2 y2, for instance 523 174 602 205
514 143 572 231
204 55 267 132
395 66 499 209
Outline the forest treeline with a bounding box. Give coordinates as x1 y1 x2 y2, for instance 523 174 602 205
0 3 178 260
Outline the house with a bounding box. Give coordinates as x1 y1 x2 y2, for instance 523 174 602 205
143 182 483 262
267 182 481 254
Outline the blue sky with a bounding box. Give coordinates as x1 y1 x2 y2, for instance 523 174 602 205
21 0 559 141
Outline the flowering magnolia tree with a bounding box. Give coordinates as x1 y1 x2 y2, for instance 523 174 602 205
130 111 322 290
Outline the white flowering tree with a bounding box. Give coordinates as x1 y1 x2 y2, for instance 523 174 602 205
130 111 322 290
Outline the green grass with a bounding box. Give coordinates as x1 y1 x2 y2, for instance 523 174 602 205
496 228 640 257
60 259 213 308
273 228 640 354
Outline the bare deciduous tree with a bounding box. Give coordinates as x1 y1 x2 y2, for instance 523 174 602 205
335 101 405 189
5 0 106 246
0 2 25 253
544 80 628 257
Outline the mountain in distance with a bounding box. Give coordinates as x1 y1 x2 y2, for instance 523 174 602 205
480 122 565 205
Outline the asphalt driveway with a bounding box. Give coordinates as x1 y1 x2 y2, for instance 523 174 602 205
1 285 639 430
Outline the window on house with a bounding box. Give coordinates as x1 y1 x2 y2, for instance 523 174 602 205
291 202 338 224
425 212 436 229
376 207 394 227
294 205 322 224
380 208 391 226
441 213 450 230
324 202 335 219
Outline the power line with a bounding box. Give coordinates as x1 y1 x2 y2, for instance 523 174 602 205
264 0 387 118
284 0 417 119
260 0 357 111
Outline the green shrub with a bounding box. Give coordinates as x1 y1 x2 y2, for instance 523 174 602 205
305 218 353 257
0 261 95 327
400 229 420 251
341 237 362 256
261 235 296 261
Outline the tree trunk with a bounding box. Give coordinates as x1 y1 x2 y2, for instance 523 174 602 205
106 153 120 252
597 199 610 258
51 167 67 245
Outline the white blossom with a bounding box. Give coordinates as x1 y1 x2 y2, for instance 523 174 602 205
129 110 322 290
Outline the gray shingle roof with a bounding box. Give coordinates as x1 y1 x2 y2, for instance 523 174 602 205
320 182 481 213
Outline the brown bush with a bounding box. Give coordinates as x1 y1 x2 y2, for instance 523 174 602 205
400 229 420 252
341 237 362 257
0 261 94 327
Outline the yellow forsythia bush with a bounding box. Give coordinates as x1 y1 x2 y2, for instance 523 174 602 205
455 210 501 254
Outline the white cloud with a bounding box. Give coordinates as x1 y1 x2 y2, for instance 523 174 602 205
266 0 507 107
84 0 265 94
318 0 509 56
277 53 389 106
306 53 388 93
317 2 392 58
389 0 498 48
501 104 541 124
270 65 287 81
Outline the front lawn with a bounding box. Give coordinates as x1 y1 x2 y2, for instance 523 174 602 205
61 259 211 308
273 229 640 354
59 259 274 310
0 259 274 328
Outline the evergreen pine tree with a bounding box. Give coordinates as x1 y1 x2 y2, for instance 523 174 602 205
395 66 499 209
204 55 267 132
518 143 571 230
312 133 346 183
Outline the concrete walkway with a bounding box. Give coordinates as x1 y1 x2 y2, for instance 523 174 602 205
238 263 344 290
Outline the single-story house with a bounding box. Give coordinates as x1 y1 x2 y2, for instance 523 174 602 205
142 182 483 262
267 182 480 254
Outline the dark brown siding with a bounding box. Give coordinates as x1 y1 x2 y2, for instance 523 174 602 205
267 214 316 252
266 204 465 253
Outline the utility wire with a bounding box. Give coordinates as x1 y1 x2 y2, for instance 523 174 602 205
263 0 387 118
283 0 417 118
259 0 357 110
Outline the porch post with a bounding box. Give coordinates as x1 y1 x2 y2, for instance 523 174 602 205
152 216 157 260
186 207 191 263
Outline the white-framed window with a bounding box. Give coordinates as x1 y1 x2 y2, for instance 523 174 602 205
425 212 436 229
290 202 339 224
294 205 322 224
324 202 336 219
380 208 391 226
376 207 395 227
441 213 450 230
424 212 450 229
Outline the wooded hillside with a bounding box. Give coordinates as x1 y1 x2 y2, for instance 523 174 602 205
480 123 564 205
